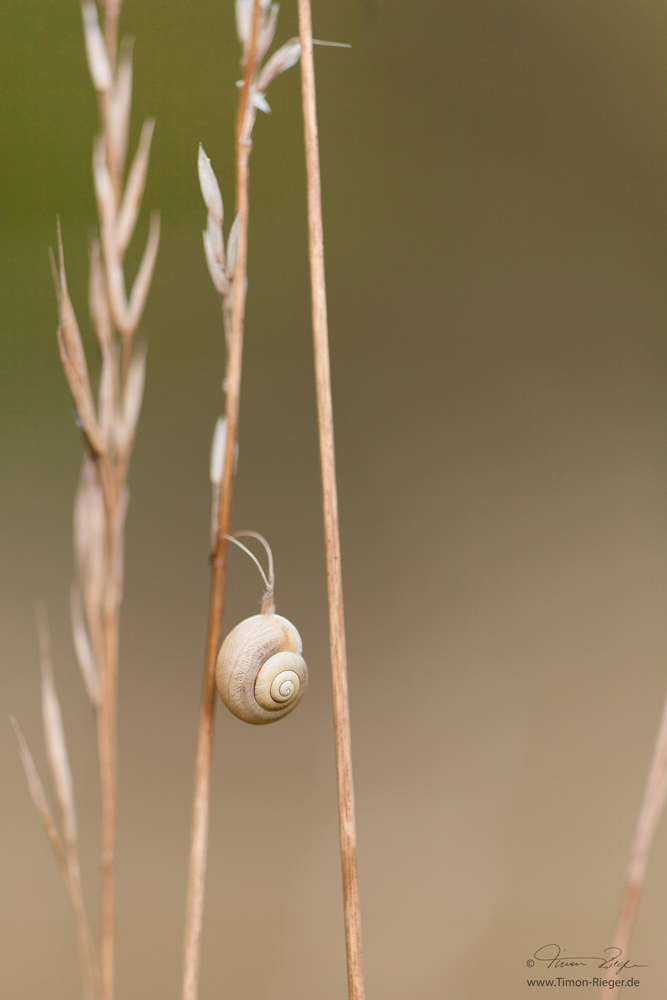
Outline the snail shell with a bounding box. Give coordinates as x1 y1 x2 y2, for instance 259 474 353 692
215 613 308 724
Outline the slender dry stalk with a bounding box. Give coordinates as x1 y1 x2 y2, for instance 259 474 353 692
601 684 667 999
14 4 158 999
11 713 100 999
182 5 302 997
12 605 102 1000
297 4 365 998
74 6 159 994
71 6 158 992
36 607 101 1000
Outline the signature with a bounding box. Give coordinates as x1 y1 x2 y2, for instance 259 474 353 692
532 944 648 975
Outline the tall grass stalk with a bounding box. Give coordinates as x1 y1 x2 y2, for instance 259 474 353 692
13 3 159 998
182 3 302 996
297 3 365 996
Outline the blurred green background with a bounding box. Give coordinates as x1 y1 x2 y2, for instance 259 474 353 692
1 1 666 997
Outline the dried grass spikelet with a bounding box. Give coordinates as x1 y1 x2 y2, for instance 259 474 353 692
37 607 78 848
197 1 301 324
116 118 155 257
237 30 302 123
94 136 161 342
89 237 117 452
11 717 68 875
16 3 160 999
82 1 113 93
126 212 160 331
198 147 231 320
108 37 135 181
11 609 101 1000
116 343 147 459
74 458 107 644
51 228 105 458
226 211 242 278
70 584 100 706
255 37 301 98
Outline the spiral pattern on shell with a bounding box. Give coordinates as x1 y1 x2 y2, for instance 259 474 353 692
215 613 308 724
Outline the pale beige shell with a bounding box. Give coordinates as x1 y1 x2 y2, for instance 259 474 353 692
215 613 308 724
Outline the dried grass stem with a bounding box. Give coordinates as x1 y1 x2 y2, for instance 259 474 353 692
40 4 156 996
297 3 365 997
181 5 262 999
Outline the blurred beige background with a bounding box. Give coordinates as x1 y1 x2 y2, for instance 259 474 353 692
1 0 666 997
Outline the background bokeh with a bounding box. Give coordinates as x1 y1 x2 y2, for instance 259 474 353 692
1 1 666 997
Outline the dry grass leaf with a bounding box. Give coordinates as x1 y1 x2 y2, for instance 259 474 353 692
57 229 95 409
11 717 69 877
256 37 301 92
252 90 271 114
256 3 279 64
235 0 254 52
89 239 117 449
94 136 135 337
37 606 78 849
55 230 105 456
116 344 147 458
198 145 223 226
82 2 112 94
206 211 225 273
109 36 134 181
70 585 100 707
126 211 160 332
102 242 129 335
56 328 105 457
93 134 117 228
199 147 227 293
74 457 107 647
88 238 113 353
104 246 131 337
203 228 228 297
116 118 155 259
97 349 117 452
12 716 98 1000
